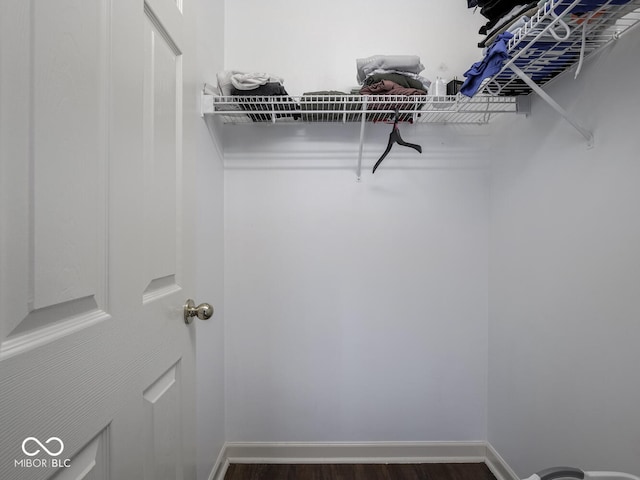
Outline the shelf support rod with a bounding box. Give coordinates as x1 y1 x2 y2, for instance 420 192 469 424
508 64 593 147
356 97 368 181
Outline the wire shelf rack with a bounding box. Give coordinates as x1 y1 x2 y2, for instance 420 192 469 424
202 94 520 125
483 0 640 96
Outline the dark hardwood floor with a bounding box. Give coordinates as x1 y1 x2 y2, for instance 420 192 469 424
224 462 497 480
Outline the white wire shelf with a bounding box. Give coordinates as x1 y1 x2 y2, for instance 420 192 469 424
201 94 520 125
483 0 640 96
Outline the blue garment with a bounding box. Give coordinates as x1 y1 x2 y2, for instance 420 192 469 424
554 0 631 15
460 31 514 97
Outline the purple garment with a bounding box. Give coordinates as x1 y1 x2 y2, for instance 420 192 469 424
460 31 514 97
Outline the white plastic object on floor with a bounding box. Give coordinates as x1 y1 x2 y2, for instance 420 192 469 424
522 467 640 480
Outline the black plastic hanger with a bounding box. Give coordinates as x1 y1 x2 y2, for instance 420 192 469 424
372 110 422 174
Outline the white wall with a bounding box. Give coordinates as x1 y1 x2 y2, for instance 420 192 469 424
224 0 486 96
194 1 226 479
488 30 640 478
216 0 640 470
224 148 490 441
220 0 492 446
218 0 495 454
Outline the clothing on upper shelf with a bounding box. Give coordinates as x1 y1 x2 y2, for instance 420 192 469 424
230 72 284 90
460 31 514 97
478 4 537 48
360 80 427 97
479 2 537 34
480 0 628 51
214 70 246 112
359 80 427 122
356 55 425 84
231 83 300 122
216 70 243 96
475 0 533 22
216 70 292 117
302 90 350 95
356 55 431 103
364 70 431 91
230 83 288 96
216 70 284 95
363 72 427 91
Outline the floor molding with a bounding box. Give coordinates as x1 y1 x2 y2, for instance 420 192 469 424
485 443 520 480
208 444 230 480
224 441 486 464
210 441 518 480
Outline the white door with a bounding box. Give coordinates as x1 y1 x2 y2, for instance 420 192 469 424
0 0 202 478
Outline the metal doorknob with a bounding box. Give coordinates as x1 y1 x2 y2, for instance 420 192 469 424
183 299 214 324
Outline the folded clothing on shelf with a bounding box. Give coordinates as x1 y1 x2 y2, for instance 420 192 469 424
478 4 537 48
214 70 244 112
230 82 300 122
216 70 242 96
213 70 298 122
230 72 284 90
216 70 285 95
360 80 427 97
363 72 425 91
356 55 425 84
359 79 427 122
479 2 537 35
363 71 430 91
476 0 534 22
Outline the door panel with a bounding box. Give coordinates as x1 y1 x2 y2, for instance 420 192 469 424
0 0 110 357
31 0 109 312
50 428 110 480
0 0 197 478
143 362 183 480
143 12 181 295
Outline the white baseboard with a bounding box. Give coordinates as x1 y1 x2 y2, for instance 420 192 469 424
485 442 520 480
209 441 518 480
208 445 229 480
225 441 487 464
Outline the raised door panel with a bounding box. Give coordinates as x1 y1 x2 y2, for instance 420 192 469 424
142 10 182 302
142 362 183 480
0 0 110 359
32 0 109 311
50 427 110 480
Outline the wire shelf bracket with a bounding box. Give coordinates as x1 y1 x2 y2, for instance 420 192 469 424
356 97 368 181
509 63 594 147
478 0 640 147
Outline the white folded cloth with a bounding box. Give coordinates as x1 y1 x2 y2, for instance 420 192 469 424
356 55 425 84
231 72 284 90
